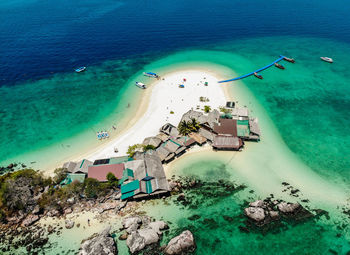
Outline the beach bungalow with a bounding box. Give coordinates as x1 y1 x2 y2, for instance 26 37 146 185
63 159 93 174
60 173 86 186
120 153 170 200
198 109 220 131
180 110 204 123
88 163 125 182
160 123 179 138
174 136 196 147
212 135 243 150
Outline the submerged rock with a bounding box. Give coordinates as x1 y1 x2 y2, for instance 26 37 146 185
79 227 117 255
164 230 196 255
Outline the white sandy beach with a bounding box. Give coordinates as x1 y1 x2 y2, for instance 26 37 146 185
83 69 229 161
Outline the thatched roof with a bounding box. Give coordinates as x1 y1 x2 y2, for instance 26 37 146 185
156 146 171 161
174 136 196 147
162 140 180 153
66 159 93 174
198 109 220 129
175 146 186 155
189 132 207 145
180 110 204 123
63 161 77 172
198 128 214 142
156 133 169 142
213 135 243 150
143 136 162 148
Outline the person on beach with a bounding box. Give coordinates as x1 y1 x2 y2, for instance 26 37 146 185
88 219 90 226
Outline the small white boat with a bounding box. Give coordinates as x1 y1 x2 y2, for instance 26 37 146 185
136 82 146 89
320 57 333 63
75 66 86 73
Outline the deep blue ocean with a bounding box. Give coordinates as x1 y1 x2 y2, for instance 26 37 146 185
1 0 350 85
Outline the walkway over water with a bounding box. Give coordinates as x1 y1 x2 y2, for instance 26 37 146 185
218 55 286 83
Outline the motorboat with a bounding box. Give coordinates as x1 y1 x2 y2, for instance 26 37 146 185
75 66 86 73
320 57 333 63
136 82 146 89
274 63 285 69
254 72 263 79
143 72 159 78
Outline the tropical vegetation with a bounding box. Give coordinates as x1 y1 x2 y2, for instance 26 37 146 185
178 118 201 136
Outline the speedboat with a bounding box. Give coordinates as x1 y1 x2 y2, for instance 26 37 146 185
97 132 102 140
136 82 146 89
143 72 159 78
283 57 295 63
274 63 285 69
254 72 263 79
75 66 86 73
320 57 333 63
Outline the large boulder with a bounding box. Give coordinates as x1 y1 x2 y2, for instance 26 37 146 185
122 216 142 234
126 231 146 254
148 221 168 235
65 219 75 229
244 207 265 222
164 230 196 255
79 227 117 255
138 228 159 245
277 202 300 214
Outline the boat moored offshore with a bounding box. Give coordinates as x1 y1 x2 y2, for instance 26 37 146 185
136 81 146 89
320 57 333 63
75 66 86 73
254 72 263 79
283 57 295 63
274 63 285 69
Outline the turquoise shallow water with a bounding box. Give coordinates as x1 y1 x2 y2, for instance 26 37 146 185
2 36 349 186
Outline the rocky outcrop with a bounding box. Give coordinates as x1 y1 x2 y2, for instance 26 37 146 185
244 207 265 222
21 214 39 227
79 227 117 255
243 199 316 229
97 201 127 214
164 230 196 255
277 202 300 214
121 216 168 254
122 216 142 234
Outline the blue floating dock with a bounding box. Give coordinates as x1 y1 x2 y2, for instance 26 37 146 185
218 55 287 83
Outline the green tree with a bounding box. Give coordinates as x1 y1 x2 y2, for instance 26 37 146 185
178 120 192 136
106 172 119 188
84 178 101 198
190 118 201 131
143 144 156 152
204 105 211 113
127 144 144 158
53 168 68 184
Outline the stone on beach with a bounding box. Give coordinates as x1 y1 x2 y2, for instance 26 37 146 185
79 227 117 255
164 230 196 255
65 219 75 229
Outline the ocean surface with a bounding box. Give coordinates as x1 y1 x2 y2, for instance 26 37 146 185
1 0 350 254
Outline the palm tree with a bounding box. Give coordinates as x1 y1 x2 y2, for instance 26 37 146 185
178 120 191 136
189 118 200 132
